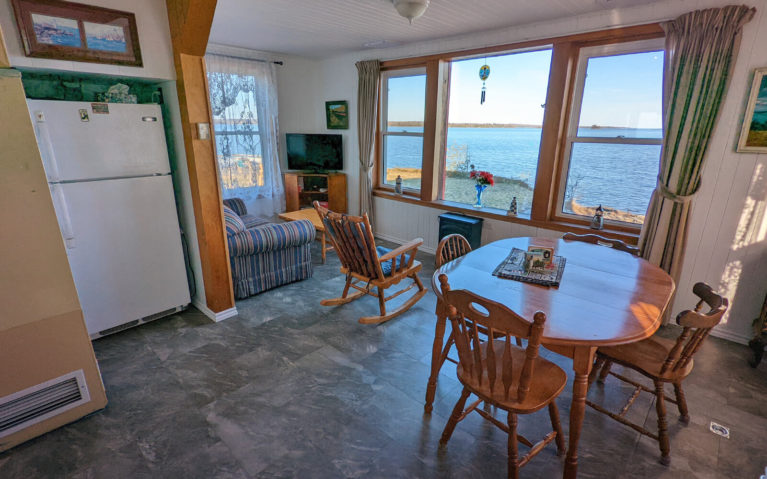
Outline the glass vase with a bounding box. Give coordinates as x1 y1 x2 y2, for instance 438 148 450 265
474 184 488 208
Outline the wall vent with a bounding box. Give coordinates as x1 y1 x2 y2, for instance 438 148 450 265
0 370 90 439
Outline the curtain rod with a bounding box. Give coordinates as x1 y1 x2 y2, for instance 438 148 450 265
207 52 283 66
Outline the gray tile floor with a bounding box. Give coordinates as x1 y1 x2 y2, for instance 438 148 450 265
1 241 766 478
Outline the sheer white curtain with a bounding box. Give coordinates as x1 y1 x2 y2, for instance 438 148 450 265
205 54 284 217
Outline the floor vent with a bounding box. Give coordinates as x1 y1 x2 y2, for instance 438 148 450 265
140 307 181 324
98 319 139 337
0 370 90 439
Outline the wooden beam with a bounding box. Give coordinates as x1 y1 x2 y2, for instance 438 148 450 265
532 42 576 222
380 23 664 69
166 0 235 313
420 60 449 202
167 0 217 56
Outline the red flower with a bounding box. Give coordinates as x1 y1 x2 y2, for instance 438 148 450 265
471 170 494 186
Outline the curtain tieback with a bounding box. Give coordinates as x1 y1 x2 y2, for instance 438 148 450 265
656 179 697 204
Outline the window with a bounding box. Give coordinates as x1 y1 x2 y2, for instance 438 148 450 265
559 40 664 225
207 70 264 189
374 24 665 238
380 69 426 191
443 49 552 214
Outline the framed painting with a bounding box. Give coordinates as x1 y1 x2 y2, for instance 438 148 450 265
11 0 142 67
738 67 767 152
326 100 349 130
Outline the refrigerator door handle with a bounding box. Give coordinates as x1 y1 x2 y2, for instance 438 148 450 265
33 111 62 183
50 184 76 249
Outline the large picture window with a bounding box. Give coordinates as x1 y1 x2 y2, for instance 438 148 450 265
375 25 665 240
443 49 552 214
380 68 426 191
559 40 664 225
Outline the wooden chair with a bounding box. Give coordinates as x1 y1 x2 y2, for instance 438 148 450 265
313 201 427 324
586 282 728 465
438 274 566 479
562 232 639 255
436 233 472 268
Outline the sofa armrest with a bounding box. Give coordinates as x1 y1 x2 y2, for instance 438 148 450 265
228 219 316 257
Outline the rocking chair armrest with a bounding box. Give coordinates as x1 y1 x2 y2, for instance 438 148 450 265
378 238 423 263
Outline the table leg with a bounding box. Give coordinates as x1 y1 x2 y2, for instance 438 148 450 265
425 299 447 413
321 231 326 264
564 346 596 479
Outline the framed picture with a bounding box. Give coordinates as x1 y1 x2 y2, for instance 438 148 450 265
11 0 142 67
738 67 767 152
325 100 349 130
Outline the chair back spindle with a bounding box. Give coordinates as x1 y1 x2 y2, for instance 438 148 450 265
660 282 728 375
439 274 546 403
315 203 384 280
436 234 472 267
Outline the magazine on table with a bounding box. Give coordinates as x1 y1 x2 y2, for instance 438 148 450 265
492 247 566 287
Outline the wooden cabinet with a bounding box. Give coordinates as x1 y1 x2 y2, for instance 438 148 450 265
284 172 347 213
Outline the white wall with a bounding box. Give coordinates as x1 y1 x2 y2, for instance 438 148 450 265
0 0 175 80
278 0 767 344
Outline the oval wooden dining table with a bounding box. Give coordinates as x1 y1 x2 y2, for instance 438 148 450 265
426 237 675 479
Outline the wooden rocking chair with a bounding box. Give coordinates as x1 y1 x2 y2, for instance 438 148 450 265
313 201 427 324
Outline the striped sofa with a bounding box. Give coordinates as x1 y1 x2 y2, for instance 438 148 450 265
224 205 315 299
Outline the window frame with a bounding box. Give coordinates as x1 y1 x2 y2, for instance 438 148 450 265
553 38 665 227
378 67 428 195
373 24 665 243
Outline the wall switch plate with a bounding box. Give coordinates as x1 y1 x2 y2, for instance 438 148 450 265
197 122 211 140
709 422 730 439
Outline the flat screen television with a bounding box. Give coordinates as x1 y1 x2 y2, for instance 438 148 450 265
286 133 343 171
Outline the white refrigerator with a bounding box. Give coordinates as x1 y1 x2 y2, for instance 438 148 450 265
28 99 191 338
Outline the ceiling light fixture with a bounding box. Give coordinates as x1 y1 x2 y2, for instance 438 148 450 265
392 0 430 24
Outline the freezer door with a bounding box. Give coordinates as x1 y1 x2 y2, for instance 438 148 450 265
60 176 190 335
27 100 170 181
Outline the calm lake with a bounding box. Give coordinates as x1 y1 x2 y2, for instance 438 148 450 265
385 126 662 216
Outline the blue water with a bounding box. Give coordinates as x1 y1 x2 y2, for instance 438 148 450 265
86 37 127 52
385 127 662 216
34 25 81 47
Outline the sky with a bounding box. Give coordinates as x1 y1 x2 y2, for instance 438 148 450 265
387 48 664 129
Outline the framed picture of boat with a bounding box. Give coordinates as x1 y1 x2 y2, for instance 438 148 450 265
738 67 767 152
11 0 142 67
325 101 349 130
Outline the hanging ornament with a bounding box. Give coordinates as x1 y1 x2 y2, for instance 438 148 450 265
479 63 490 104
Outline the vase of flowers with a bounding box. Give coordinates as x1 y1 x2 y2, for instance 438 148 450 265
470 167 494 208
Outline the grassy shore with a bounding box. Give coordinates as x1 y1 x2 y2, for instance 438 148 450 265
385 167 645 223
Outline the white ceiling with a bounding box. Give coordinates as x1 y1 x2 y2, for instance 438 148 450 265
208 0 663 59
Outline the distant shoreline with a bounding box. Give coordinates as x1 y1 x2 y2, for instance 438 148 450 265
388 121 660 130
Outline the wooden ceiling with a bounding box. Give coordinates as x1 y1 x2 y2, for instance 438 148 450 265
208 0 664 58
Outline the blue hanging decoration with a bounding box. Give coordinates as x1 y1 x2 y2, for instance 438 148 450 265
479 63 490 104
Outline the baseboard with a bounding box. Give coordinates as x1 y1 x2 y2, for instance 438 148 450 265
192 300 239 322
709 326 751 345
375 231 437 255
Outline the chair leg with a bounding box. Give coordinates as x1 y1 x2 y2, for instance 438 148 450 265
597 359 612 384
342 276 352 298
588 356 606 387
654 380 671 466
508 412 519 479
548 401 566 456
377 287 386 317
440 388 471 446
673 382 690 424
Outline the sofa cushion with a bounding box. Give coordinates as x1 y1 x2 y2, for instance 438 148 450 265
223 206 246 236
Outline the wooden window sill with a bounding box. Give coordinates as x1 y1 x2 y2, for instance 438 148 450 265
372 189 640 244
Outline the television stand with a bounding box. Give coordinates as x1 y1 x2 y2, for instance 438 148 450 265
284 171 347 213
